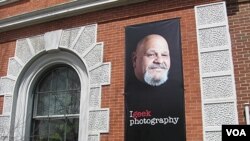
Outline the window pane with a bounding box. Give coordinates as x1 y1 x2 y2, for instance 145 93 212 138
50 92 65 115
66 118 79 141
38 72 52 92
52 68 67 91
37 93 50 116
49 119 65 141
30 119 49 141
68 69 80 90
67 90 80 114
32 66 80 140
49 91 80 115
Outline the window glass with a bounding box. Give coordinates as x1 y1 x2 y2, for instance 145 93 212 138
31 66 80 141
38 72 52 92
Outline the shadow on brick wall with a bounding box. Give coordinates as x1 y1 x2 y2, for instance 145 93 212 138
226 0 250 16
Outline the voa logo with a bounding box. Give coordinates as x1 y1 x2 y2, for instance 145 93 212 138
226 129 246 136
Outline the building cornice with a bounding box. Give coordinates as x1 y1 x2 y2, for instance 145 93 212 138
0 0 19 6
0 0 147 32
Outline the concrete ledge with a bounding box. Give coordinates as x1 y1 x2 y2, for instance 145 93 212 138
0 0 147 32
0 0 19 6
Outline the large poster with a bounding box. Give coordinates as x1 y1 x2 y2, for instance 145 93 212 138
125 19 186 141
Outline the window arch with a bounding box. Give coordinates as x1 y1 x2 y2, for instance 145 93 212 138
4 25 111 141
11 51 89 141
30 65 80 141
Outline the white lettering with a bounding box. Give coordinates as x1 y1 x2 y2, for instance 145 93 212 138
130 111 133 117
226 129 247 136
240 129 246 136
130 120 134 126
232 129 239 136
226 129 233 136
129 116 180 126
173 117 179 124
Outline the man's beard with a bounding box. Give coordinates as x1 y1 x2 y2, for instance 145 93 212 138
144 64 169 86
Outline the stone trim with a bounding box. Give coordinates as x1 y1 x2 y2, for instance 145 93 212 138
0 24 111 141
195 2 238 141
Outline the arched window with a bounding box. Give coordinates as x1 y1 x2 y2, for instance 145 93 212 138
8 26 111 141
30 66 80 141
11 51 89 141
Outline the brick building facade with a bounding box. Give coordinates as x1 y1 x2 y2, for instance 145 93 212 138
0 0 249 141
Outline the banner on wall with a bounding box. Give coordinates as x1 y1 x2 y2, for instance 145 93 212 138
125 19 186 141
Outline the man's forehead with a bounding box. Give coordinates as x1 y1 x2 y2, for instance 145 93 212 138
146 48 169 53
144 41 169 52
136 35 169 52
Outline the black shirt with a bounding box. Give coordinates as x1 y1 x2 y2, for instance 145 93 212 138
125 78 186 141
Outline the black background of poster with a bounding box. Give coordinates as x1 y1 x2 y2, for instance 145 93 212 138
125 18 186 141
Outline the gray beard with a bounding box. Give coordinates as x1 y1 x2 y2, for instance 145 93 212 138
144 69 169 86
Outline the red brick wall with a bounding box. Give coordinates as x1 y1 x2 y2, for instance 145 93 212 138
0 96 3 114
0 41 16 77
3 0 246 141
98 7 204 141
228 1 250 125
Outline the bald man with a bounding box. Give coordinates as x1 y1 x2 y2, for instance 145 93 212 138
132 34 171 86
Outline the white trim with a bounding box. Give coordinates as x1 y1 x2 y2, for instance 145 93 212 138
0 0 19 6
89 62 103 72
44 30 62 51
0 94 12 97
195 1 228 29
82 42 103 58
195 1 225 9
90 84 102 88
205 126 222 132
2 95 12 115
89 62 110 72
88 108 110 134
0 115 11 141
202 71 232 78
0 0 117 30
195 2 239 141
1 75 16 81
204 98 237 104
26 38 36 56
33 114 80 119
7 75 17 82
26 39 36 56
88 133 100 141
0 115 10 117
13 56 25 67
89 85 102 109
244 103 250 125
11 51 90 141
4 75 16 81
69 27 86 49
89 62 112 86
0 0 148 32
200 46 229 53
197 23 228 30
0 24 111 140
